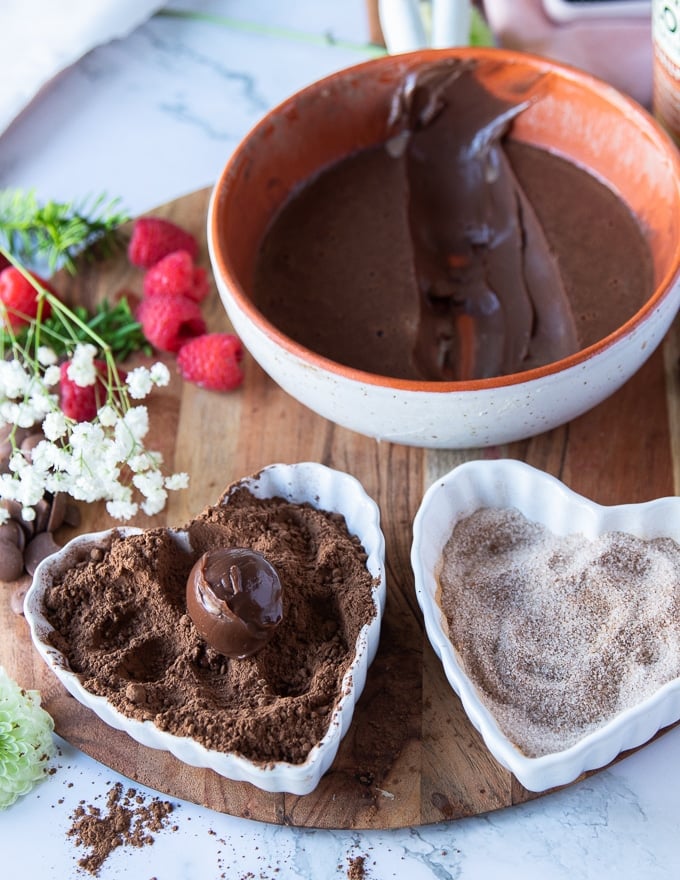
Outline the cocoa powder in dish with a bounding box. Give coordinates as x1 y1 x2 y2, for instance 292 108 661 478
438 507 680 757
42 488 376 765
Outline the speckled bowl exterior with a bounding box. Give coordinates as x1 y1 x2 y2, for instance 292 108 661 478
24 462 386 796
208 47 680 448
411 458 680 791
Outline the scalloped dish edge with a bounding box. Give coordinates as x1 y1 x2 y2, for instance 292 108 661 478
411 458 680 792
24 462 386 796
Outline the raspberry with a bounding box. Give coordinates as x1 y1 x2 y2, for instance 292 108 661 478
177 333 244 391
190 266 210 303
59 359 125 422
0 267 53 331
128 217 199 269
137 294 206 353
143 249 210 302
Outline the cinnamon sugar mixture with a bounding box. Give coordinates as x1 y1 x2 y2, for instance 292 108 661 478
438 507 680 757
42 488 376 765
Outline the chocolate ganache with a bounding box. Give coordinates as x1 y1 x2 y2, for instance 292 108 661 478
253 58 652 381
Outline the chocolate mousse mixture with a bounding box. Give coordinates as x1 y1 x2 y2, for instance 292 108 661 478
42 488 377 765
253 58 653 380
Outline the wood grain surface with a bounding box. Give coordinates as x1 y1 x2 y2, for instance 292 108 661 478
1 188 678 830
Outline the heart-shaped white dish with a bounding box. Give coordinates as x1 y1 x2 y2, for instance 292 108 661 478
24 462 386 796
411 458 680 792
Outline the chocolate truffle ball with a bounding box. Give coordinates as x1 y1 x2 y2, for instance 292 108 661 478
186 547 283 658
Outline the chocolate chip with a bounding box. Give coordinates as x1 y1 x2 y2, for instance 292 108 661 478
47 493 67 531
33 497 51 533
64 503 81 527
0 486 75 579
0 540 25 582
0 520 24 550
1 498 23 520
10 581 29 615
24 531 61 576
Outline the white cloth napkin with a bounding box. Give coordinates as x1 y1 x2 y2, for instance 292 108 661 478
0 0 165 137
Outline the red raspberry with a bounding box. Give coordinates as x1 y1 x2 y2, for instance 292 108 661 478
143 249 210 302
59 359 126 422
128 217 199 269
190 266 210 303
0 266 53 331
177 333 244 391
137 294 206 353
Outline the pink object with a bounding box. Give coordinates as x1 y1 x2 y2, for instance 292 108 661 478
482 0 652 107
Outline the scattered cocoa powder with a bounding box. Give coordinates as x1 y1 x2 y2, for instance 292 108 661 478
42 487 377 765
438 507 680 756
66 781 175 876
347 854 368 879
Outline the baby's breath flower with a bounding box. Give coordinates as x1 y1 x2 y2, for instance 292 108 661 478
97 404 118 427
128 453 154 473
0 474 15 498
43 364 61 387
66 343 98 387
150 362 170 386
133 468 164 495
15 469 46 509
0 254 189 521
0 359 31 398
0 667 55 810
42 411 68 441
36 440 70 472
37 346 57 367
0 402 23 427
133 469 169 516
8 450 27 473
165 472 189 491
69 419 104 452
126 366 153 399
123 405 149 440
29 389 57 416
141 493 167 517
106 499 138 520
125 361 170 400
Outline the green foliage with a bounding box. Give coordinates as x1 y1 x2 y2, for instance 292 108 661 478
24 296 151 362
0 189 130 274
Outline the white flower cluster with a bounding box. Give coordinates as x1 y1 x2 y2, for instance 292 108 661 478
0 343 188 522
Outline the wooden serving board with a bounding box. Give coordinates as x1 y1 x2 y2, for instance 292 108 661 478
2 188 679 830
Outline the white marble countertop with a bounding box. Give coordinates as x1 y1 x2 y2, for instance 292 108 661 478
1 2 679 878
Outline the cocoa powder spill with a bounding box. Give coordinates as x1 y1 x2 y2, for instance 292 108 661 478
42 487 376 765
347 854 368 879
438 507 680 756
67 781 175 876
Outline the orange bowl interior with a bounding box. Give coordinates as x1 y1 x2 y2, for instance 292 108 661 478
210 48 680 386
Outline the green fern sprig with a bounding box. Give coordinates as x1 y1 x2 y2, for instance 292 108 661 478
0 189 130 274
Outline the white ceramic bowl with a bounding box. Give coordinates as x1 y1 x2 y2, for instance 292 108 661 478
411 458 680 791
24 462 386 795
208 47 680 448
